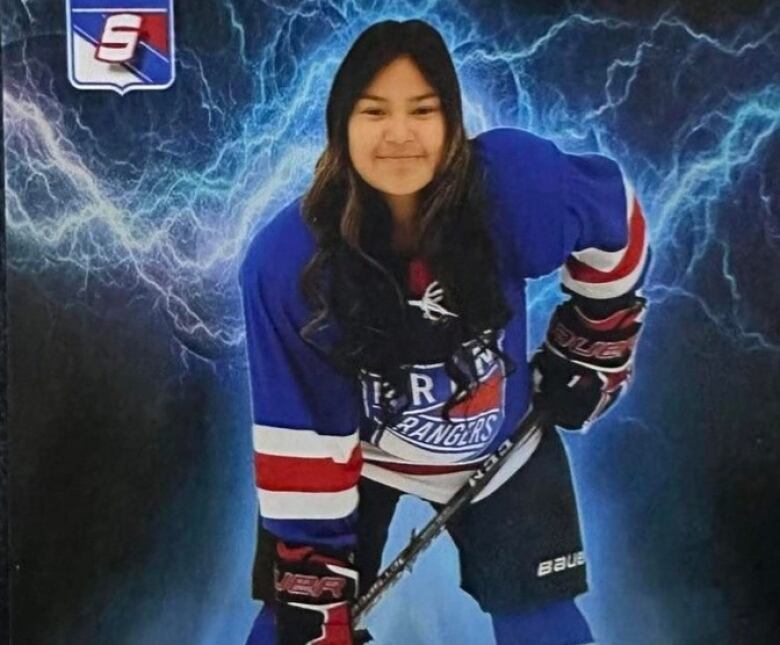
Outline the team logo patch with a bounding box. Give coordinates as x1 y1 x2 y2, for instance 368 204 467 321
66 0 175 93
360 333 507 463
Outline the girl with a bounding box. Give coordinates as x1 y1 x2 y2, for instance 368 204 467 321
241 19 648 645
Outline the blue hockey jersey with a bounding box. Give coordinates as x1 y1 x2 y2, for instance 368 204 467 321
239 128 648 550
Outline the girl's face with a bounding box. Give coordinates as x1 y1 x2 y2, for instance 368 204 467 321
347 56 446 199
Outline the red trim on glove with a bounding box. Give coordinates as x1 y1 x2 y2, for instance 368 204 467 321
311 605 352 645
276 542 348 569
575 304 644 331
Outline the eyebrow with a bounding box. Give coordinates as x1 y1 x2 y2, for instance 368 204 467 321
358 92 439 102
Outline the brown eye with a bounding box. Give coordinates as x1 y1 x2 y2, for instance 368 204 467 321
413 106 439 116
361 108 384 116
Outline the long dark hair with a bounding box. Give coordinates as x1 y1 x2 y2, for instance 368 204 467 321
301 20 515 424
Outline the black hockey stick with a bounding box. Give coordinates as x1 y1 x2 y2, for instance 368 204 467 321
352 407 552 632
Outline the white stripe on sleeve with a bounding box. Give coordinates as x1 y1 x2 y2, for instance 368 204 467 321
562 240 649 299
253 424 358 463
257 486 359 520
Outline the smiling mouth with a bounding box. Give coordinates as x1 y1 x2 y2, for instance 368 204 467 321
377 155 423 159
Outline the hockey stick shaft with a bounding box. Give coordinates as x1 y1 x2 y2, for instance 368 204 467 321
352 407 552 624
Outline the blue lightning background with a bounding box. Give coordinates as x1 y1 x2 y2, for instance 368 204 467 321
3 1 780 643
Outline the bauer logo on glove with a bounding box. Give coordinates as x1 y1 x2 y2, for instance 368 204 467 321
549 322 638 362
532 295 646 430
273 542 360 645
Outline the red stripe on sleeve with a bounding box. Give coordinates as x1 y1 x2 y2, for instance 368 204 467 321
566 198 646 284
255 446 362 493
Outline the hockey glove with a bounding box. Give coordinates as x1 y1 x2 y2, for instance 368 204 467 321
274 542 359 645
531 295 646 430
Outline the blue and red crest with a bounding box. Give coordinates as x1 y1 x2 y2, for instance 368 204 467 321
66 0 175 94
361 333 508 464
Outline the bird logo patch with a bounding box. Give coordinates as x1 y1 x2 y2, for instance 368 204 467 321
66 0 175 94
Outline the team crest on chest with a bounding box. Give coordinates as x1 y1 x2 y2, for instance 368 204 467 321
360 331 507 463
66 0 175 94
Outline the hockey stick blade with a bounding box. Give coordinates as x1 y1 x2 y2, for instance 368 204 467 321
352 407 552 626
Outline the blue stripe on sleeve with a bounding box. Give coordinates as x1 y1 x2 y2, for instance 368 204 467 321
262 513 359 550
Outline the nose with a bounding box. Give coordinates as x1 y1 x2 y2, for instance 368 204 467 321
383 114 414 143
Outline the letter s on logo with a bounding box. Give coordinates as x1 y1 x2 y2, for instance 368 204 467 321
96 13 143 63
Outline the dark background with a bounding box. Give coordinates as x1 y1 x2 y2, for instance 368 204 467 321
3 1 779 643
